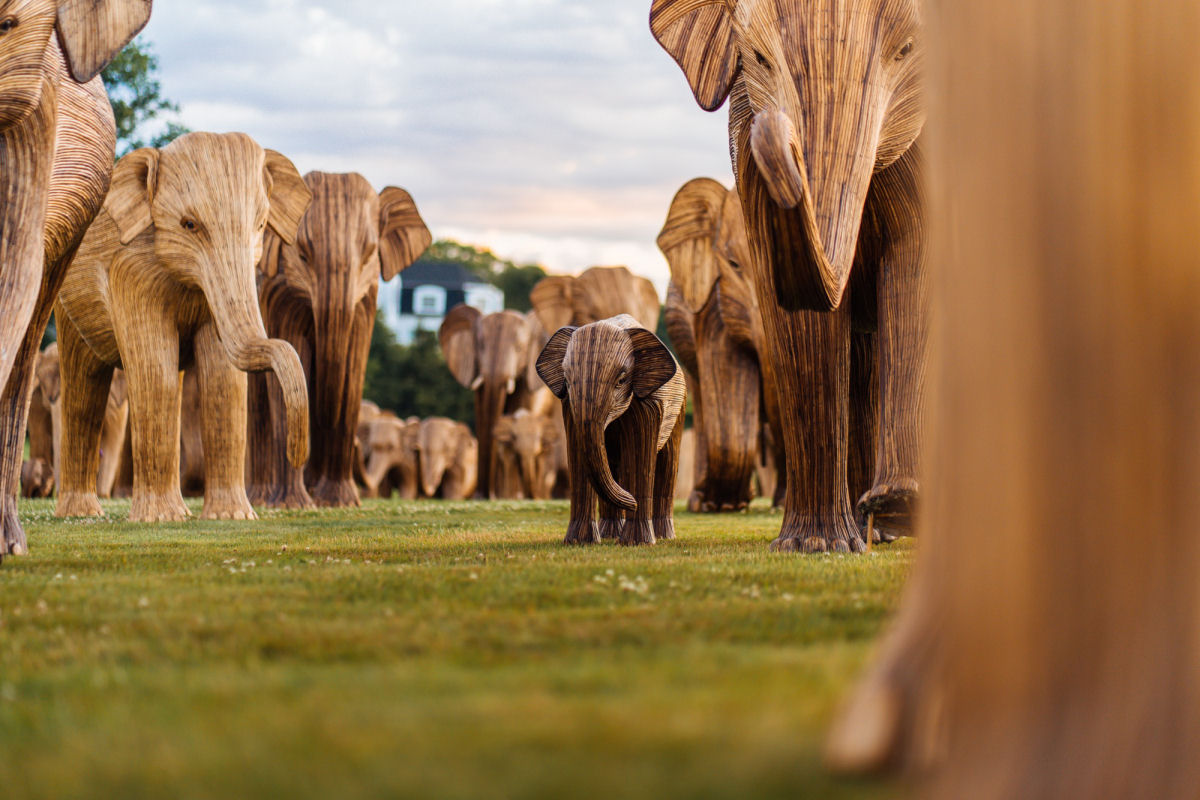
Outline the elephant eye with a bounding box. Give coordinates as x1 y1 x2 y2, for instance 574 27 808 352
181 217 198 232
0 17 17 34
895 39 914 61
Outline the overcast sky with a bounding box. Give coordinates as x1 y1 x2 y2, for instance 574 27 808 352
141 0 734 292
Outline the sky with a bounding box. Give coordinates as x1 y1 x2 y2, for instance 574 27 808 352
140 0 735 293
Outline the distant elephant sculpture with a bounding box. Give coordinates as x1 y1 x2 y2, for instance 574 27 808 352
247 172 431 509
440 307 547 498
353 400 383 495
20 459 53 499
493 408 566 501
652 0 926 553
25 342 130 499
55 132 312 523
0 0 153 559
536 315 686 546
416 417 477 500
362 415 420 500
659 177 790 512
530 266 661 333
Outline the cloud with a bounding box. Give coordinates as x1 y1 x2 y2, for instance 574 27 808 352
141 0 734 290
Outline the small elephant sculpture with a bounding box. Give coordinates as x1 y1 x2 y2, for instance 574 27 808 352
536 315 686 546
20 458 54 499
362 415 420 500
416 418 477 500
55 132 313 523
493 408 566 501
0 0 153 558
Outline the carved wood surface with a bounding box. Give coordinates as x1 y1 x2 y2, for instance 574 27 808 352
530 265 661 334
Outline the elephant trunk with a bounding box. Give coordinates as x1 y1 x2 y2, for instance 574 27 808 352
204 264 310 468
519 452 540 500
475 379 508 498
748 107 877 312
311 299 370 482
578 418 636 512
362 450 389 497
420 450 447 499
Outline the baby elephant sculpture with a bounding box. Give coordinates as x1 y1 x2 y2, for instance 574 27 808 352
417 418 477 500
54 132 312 522
493 409 567 501
536 315 686 546
362 415 420 500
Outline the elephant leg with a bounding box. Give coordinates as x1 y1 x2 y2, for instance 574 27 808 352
857 150 926 533
245 372 276 504
653 414 684 542
195 323 256 521
562 400 598 544
96 393 129 499
614 408 658 547
309 299 372 508
55 309 111 519
262 288 315 510
849 330 890 542
597 423 625 541
685 371 708 512
112 418 133 498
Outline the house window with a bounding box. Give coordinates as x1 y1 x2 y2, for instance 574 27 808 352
413 285 447 316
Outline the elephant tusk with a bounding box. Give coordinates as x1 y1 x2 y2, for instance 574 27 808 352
470 375 485 391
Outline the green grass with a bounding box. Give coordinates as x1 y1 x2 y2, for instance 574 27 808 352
0 499 911 800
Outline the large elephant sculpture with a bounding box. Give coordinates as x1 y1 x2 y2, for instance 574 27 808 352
652 0 927 553
658 177 790 512
494 408 567 501
416 417 477 501
361 414 420 500
22 342 129 498
55 132 312 523
536 315 686 546
440 307 548 498
247 172 431 509
530 265 661 333
0 0 153 559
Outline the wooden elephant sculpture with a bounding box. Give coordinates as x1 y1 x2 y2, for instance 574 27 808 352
55 132 313 523
530 266 661 333
24 342 129 498
659 177 791 513
353 399 382 495
416 418 476 500
651 0 926 553
493 408 567 501
536 315 686 546
440 307 548 499
362 415 420 500
0 0 153 559
247 172 431 509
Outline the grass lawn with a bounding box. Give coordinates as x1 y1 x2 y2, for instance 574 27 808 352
0 498 911 800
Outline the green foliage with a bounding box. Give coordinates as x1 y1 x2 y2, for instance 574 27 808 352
0 498 910 800
416 239 547 311
491 263 547 313
101 38 189 156
362 315 474 425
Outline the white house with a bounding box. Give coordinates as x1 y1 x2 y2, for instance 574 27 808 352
377 261 505 345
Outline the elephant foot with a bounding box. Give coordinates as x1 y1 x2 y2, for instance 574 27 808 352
56 491 105 519
129 491 190 523
599 517 623 541
310 477 360 508
1 498 28 559
857 477 919 535
564 518 600 545
619 517 656 547
687 490 705 513
201 488 259 521
245 483 272 506
770 511 865 554
653 516 676 541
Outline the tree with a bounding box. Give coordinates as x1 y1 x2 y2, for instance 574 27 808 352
362 315 475 426
101 37 188 156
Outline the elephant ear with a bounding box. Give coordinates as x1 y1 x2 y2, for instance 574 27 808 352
106 147 158 245
650 0 739 112
263 150 312 245
378 186 432 281
56 0 152 84
524 311 551 391
540 415 561 446
628 327 678 399
535 327 577 399
658 178 727 313
439 304 481 388
35 344 61 404
530 276 576 332
663 281 699 376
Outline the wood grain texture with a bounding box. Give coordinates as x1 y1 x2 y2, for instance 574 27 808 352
536 315 685 546
826 1 1200 792
247 172 430 508
55 132 312 523
416 417 477 500
530 266 661 334
0 5 148 559
652 0 926 553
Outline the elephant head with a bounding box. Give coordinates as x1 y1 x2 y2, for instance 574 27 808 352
417 417 476 500
440 306 541 498
536 316 678 511
493 409 561 500
530 266 662 333
659 178 762 510
20 457 53 498
105 132 314 467
651 0 924 311
0 0 151 128
362 415 419 499
259 173 430 494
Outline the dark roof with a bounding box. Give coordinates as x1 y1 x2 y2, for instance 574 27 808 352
401 260 485 288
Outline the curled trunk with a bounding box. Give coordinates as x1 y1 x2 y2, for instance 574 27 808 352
578 418 636 512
